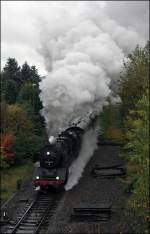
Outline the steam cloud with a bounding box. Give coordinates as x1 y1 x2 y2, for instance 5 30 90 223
65 128 98 190
39 2 146 136
37 2 148 189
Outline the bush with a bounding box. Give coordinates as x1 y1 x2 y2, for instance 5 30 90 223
99 101 123 139
118 42 149 117
123 90 149 234
0 153 10 169
118 42 149 232
0 133 16 167
13 134 45 163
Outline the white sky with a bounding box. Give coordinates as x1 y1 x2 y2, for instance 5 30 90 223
1 1 149 75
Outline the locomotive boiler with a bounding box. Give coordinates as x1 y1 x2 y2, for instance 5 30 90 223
33 111 97 190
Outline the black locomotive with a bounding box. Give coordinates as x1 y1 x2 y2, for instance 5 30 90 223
33 112 97 190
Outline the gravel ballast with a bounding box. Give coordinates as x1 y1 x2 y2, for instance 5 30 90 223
46 145 143 234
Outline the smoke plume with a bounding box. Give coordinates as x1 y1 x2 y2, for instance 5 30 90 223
38 2 146 136
36 2 148 190
65 128 98 191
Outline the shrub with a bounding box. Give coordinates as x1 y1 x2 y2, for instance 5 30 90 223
0 133 16 167
124 90 149 227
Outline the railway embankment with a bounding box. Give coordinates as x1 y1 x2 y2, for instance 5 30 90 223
1 161 33 205
46 145 146 234
1 144 147 234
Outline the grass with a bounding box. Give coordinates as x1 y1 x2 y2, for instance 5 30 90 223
1 160 33 202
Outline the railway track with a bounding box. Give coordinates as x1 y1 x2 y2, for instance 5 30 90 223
3 192 62 234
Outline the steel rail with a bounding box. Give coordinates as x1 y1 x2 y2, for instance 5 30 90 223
4 192 62 234
6 196 53 234
10 199 36 234
34 202 52 234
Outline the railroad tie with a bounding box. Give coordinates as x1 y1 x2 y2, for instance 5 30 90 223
71 202 112 222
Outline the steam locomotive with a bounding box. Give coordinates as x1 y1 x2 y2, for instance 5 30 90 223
33 112 97 191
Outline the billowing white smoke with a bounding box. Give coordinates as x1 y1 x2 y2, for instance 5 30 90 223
38 2 146 136
37 2 147 189
65 128 98 191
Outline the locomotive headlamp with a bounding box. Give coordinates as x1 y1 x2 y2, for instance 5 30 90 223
36 176 39 179
47 152 50 155
56 176 60 180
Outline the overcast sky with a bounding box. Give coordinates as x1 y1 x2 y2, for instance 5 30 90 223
1 1 149 75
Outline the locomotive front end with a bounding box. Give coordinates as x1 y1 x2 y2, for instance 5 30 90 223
33 167 68 190
33 144 68 190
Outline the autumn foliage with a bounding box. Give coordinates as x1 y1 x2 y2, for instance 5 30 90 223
0 133 16 166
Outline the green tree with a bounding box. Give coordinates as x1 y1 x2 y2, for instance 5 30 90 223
124 90 149 165
2 78 18 104
5 104 33 136
0 99 8 133
17 83 42 113
1 103 45 162
1 58 21 103
118 42 149 232
3 58 21 83
13 134 45 163
30 65 40 84
1 58 47 164
21 62 40 84
124 89 149 215
118 42 149 117
21 62 32 82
